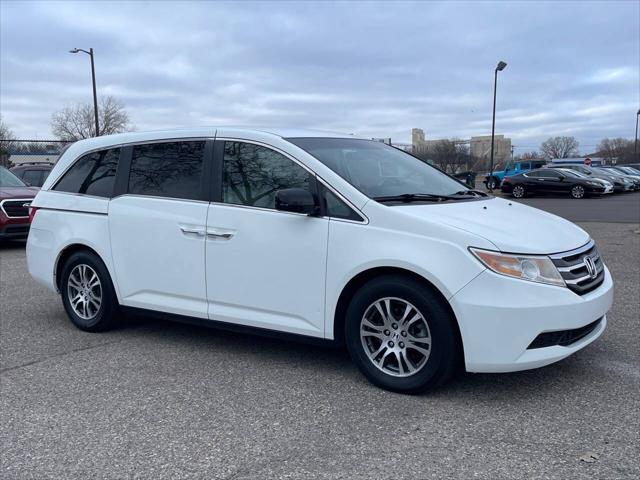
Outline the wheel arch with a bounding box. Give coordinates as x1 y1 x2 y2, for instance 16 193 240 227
332 266 464 363
54 243 115 295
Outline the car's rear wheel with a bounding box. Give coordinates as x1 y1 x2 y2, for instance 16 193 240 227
60 251 120 332
345 275 460 393
570 185 586 199
511 185 526 198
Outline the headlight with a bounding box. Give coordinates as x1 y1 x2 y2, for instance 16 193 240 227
587 181 600 186
469 248 565 287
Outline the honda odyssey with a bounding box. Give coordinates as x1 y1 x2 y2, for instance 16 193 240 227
26 128 613 393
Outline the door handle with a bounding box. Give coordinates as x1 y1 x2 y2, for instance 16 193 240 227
180 225 206 237
206 228 235 240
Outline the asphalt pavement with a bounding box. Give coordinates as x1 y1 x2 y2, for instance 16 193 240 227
1 197 639 479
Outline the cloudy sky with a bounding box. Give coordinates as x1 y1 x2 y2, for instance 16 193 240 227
1 0 638 153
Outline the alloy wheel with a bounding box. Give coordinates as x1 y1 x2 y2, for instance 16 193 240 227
512 185 525 198
571 185 585 199
360 297 431 377
67 264 102 320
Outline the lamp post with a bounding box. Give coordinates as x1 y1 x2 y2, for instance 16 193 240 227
488 60 507 191
69 47 100 137
635 109 639 160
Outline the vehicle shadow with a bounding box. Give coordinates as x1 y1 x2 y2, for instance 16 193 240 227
122 312 586 399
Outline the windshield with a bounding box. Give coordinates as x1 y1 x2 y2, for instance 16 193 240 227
286 138 467 198
0 167 26 187
593 168 615 175
619 166 639 175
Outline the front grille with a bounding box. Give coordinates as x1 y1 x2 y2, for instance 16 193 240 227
527 318 602 349
1 199 31 218
550 240 605 295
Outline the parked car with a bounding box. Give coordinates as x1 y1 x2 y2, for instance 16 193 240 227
597 166 640 189
501 168 613 198
0 166 39 240
26 128 613 393
10 162 54 187
547 164 633 193
615 165 640 176
483 159 547 189
592 167 639 191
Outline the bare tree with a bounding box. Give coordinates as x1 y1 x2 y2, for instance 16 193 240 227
519 151 541 160
597 137 634 164
415 139 471 173
0 116 16 167
540 136 579 159
50 96 132 141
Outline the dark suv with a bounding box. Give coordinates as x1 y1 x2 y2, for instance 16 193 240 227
0 166 39 240
10 163 54 187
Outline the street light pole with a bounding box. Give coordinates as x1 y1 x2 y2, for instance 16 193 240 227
635 109 639 161
488 60 507 191
69 47 100 137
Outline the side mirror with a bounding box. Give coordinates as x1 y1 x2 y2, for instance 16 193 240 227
275 188 318 215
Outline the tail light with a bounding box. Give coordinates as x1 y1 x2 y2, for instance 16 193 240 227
28 206 39 223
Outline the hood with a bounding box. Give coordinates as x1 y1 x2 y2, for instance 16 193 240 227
395 197 589 255
0 186 39 199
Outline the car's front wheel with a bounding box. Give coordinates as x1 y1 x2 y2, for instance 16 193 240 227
570 185 586 199
345 275 460 393
60 250 120 332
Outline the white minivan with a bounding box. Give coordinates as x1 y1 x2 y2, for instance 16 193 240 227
26 128 613 393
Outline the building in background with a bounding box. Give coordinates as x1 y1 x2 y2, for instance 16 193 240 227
469 135 512 164
412 128 512 165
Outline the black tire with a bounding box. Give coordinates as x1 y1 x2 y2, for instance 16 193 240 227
60 250 120 332
511 185 526 198
487 177 499 190
345 275 460 394
570 184 586 199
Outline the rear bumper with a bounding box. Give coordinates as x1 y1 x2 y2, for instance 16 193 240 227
450 266 613 373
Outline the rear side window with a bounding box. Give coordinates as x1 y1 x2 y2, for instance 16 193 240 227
128 141 205 200
53 149 120 197
22 170 43 187
222 141 313 209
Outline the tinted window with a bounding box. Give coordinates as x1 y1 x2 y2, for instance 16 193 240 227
286 137 466 198
54 149 119 197
128 141 205 200
321 185 362 221
528 170 561 178
22 170 43 187
222 142 313 209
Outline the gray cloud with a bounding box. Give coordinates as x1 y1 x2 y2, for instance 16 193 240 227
1 0 638 153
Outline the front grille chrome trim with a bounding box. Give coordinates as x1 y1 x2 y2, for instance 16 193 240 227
550 239 605 295
0 198 33 218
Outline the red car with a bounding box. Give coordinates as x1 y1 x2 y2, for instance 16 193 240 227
0 166 39 240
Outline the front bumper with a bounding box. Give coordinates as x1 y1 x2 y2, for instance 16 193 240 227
0 220 30 239
450 265 613 373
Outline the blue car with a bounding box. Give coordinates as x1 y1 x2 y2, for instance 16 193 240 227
484 159 547 189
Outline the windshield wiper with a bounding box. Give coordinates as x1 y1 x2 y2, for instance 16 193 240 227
453 189 489 197
373 193 467 203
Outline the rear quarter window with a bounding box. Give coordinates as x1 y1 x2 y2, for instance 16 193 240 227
53 149 120 197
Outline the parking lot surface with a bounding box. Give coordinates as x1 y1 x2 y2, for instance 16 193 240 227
1 200 639 479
